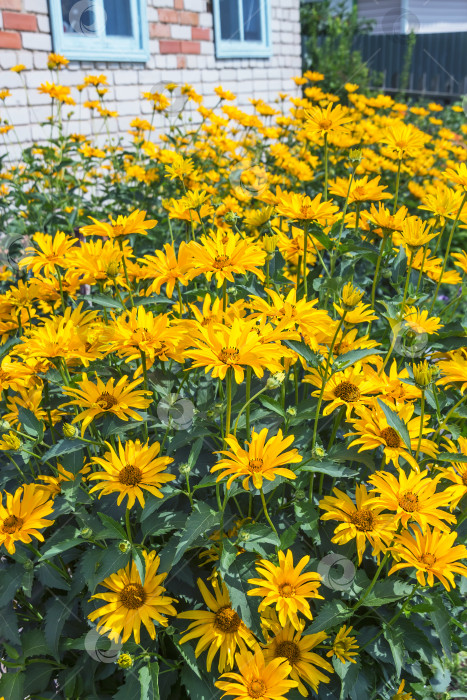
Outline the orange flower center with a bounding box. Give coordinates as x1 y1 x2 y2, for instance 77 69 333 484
2 514 23 534
248 679 267 698
350 508 375 531
319 119 333 130
112 224 125 237
213 255 230 269
248 458 264 473
462 472 467 487
97 392 118 410
119 583 147 609
214 605 241 633
333 381 361 403
398 491 419 512
219 346 240 364
278 582 295 598
419 553 437 567
275 640 300 664
118 464 143 486
380 427 401 448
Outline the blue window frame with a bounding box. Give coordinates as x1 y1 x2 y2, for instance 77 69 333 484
213 0 272 59
49 0 149 63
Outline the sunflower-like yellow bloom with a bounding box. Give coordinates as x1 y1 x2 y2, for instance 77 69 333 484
325 625 359 664
88 438 175 508
319 484 396 565
0 431 21 451
399 216 438 252
388 527 467 590
80 209 157 238
139 241 195 298
329 175 392 204
88 550 176 643
19 231 78 276
368 469 456 532
184 318 287 383
212 428 302 490
444 162 467 192
178 578 256 672
418 183 465 225
382 121 428 159
304 364 380 420
247 550 323 630
345 402 438 470
436 436 467 510
60 374 152 434
363 202 408 236
391 679 415 700
0 484 54 554
262 617 333 696
190 229 266 287
66 238 129 286
436 349 467 393
340 281 364 310
215 648 297 700
304 103 353 136
275 191 339 224
403 306 443 335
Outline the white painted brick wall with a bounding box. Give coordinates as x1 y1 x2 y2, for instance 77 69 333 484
0 0 301 156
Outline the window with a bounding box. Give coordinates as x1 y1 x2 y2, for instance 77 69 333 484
213 0 272 59
49 0 149 62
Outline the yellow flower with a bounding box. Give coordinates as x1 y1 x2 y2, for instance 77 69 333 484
340 281 364 309
88 438 175 508
11 64 26 73
444 162 467 191
19 231 78 276
436 436 467 510
212 428 302 490
215 648 297 700
0 431 21 451
88 550 176 643
0 484 54 554
399 216 438 252
275 191 339 224
60 374 152 435
190 229 266 287
412 359 437 388
403 306 443 335
391 679 414 700
47 53 69 70
319 484 396 565
326 625 359 664
382 121 428 158
436 349 467 393
329 175 392 203
178 578 256 672
304 364 380 420
80 210 157 238
139 241 195 298
247 550 323 630
388 527 467 590
304 103 353 136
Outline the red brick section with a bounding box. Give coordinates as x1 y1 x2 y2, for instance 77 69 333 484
192 27 210 41
157 8 178 23
177 56 187 69
3 11 37 31
159 40 181 54
0 29 21 48
180 40 200 54
149 23 171 39
174 0 184 8
0 0 22 9
179 11 198 26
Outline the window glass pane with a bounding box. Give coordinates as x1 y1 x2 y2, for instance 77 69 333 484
220 0 240 41
104 0 133 37
243 0 262 41
61 0 104 35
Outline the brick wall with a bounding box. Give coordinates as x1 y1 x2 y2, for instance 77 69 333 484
0 0 302 156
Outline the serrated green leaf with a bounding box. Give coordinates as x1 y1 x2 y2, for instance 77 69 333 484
42 439 84 461
377 398 412 451
39 537 82 560
280 523 300 549
332 348 382 372
0 607 20 645
239 524 280 557
307 600 351 634
0 670 25 700
0 563 23 606
259 395 286 419
435 452 467 463
170 502 218 567
97 512 127 540
23 662 54 696
283 339 320 367
384 623 404 676
218 539 237 577
22 629 48 659
224 556 262 637
89 293 123 309
17 406 43 439
299 460 357 477
363 579 413 607
430 597 452 659
45 596 73 660
133 547 146 586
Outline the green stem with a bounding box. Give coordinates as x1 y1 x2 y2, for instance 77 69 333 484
56 267 66 314
432 394 467 443
260 486 278 537
225 368 232 440
245 367 252 440
118 238 135 308
125 508 132 543
323 132 329 201
415 390 425 460
302 222 309 300
392 158 402 214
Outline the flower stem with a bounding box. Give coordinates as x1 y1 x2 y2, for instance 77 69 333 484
392 158 402 214
323 132 329 201
260 486 278 538
415 390 425 460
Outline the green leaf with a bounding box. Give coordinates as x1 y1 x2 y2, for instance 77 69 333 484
139 664 160 700
218 538 238 577
97 512 127 540
307 600 351 634
332 348 382 372
333 656 362 700
377 398 412 451
22 629 48 659
42 438 84 461
133 547 146 586
187 437 204 469
180 666 221 700
430 597 452 659
171 502 219 567
294 500 319 536
259 395 286 419
283 339 320 367
239 523 280 557
45 596 74 660
23 662 54 696
89 292 123 309
224 556 262 637
299 460 357 477
39 537 82 560
17 406 43 439
435 452 467 463
328 443 375 468
0 607 20 645
384 623 404 676
79 544 131 594
0 671 25 700
280 523 300 549
363 579 413 607
0 563 23 606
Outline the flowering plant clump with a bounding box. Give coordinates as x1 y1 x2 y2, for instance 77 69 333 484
0 59 467 700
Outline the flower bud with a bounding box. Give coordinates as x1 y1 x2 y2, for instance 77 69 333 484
238 530 250 542
349 148 362 163
24 559 34 571
63 423 78 439
413 360 437 389
263 233 278 254
2 432 21 451
294 488 306 500
80 527 93 539
118 540 131 553
340 281 364 310
105 260 121 279
286 406 297 417
117 653 134 669
179 463 191 476
312 446 326 460
0 419 10 431
266 372 285 390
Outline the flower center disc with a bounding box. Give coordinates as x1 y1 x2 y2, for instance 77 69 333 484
213 255 230 269
279 582 295 598
462 472 467 487
333 381 361 403
350 508 375 531
118 464 143 486
120 583 147 609
219 346 240 364
275 640 300 664
247 679 267 699
420 553 437 567
2 514 23 534
248 458 264 473
398 491 419 512
97 392 118 410
214 605 241 633
381 427 401 448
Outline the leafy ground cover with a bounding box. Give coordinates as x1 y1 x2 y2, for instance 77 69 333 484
0 57 467 700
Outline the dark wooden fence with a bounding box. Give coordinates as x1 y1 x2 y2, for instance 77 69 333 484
353 32 467 101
